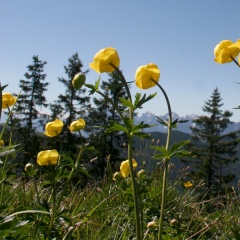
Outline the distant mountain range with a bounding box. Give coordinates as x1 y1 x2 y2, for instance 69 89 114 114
135 111 240 134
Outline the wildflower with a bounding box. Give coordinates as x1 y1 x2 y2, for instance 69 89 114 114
184 181 193 188
147 221 158 228
135 63 160 89
90 47 120 73
120 159 137 177
72 73 86 90
170 219 178 226
69 118 85 132
2 92 16 109
44 119 63 137
137 169 145 177
37 149 59 166
24 163 34 176
113 172 122 181
214 40 240 64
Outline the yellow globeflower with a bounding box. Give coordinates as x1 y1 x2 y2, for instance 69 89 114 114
135 63 160 89
183 181 193 188
214 40 240 64
2 92 17 109
44 119 63 137
69 118 85 132
90 47 120 73
37 149 59 166
120 159 137 177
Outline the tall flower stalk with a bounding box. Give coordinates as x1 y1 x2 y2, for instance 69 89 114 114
153 81 173 240
88 47 143 239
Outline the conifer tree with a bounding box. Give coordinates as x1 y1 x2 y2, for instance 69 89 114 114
49 53 90 155
14 55 49 163
189 88 238 198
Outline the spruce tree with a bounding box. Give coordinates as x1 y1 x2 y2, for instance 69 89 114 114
14 55 49 164
189 88 238 198
49 53 90 155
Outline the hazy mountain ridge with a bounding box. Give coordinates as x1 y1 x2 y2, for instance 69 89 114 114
135 111 240 134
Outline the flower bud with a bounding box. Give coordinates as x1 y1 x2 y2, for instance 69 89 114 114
170 219 178 226
147 221 158 228
24 163 34 176
113 172 122 181
137 169 145 177
72 73 86 90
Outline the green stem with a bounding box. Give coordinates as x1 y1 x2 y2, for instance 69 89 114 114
128 109 142 240
231 56 240 67
47 166 57 239
109 63 132 102
152 80 172 240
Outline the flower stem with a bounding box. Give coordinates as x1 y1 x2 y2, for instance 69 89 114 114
152 80 172 240
231 56 240 67
47 166 57 239
128 109 142 239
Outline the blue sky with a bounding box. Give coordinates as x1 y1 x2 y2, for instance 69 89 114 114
1 0 240 121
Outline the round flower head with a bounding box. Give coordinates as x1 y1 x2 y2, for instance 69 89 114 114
90 47 120 73
44 119 63 137
69 118 85 132
183 181 193 188
2 92 17 109
72 73 86 90
120 159 137 177
37 149 59 166
214 40 240 64
135 63 160 89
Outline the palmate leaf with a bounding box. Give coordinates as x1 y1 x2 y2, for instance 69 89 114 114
152 145 170 160
133 131 152 139
134 92 157 109
105 122 128 133
119 97 134 108
85 78 101 95
132 121 155 132
152 140 191 161
156 116 168 127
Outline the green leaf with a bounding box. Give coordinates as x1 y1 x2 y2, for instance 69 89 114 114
156 116 168 127
134 92 157 109
152 145 170 160
132 121 155 132
119 97 134 108
172 118 189 128
169 140 191 158
133 132 152 139
105 122 128 133
85 78 101 95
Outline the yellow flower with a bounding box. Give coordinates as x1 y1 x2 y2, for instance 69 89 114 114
2 92 17 109
44 119 63 137
90 47 120 73
214 40 240 64
184 181 193 188
37 149 59 166
69 118 85 132
135 63 160 89
120 159 137 177
72 73 86 90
